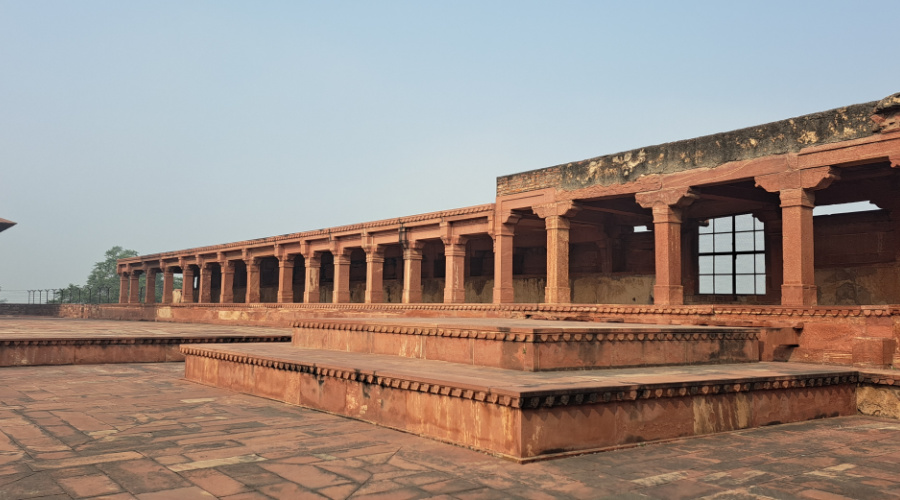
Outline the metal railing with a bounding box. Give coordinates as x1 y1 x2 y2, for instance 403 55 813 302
26 287 115 304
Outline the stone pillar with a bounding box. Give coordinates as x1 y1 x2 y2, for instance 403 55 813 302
303 254 321 304
277 257 295 303
365 248 385 303
443 237 467 303
181 265 195 303
402 244 423 303
162 267 175 304
198 261 212 303
118 273 129 303
492 213 520 304
333 251 351 303
245 257 261 303
144 269 157 304
220 260 234 303
636 188 700 306
128 270 142 304
533 201 580 304
756 167 838 307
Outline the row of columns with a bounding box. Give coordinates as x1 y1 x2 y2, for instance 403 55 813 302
120 239 472 306
121 166 838 308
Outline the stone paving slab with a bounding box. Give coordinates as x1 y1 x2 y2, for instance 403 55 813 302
0 318 291 367
0 318 290 340
1 362 900 499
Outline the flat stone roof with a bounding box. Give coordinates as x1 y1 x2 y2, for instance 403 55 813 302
497 92 900 195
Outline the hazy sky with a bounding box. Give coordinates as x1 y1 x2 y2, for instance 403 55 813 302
2 1 899 302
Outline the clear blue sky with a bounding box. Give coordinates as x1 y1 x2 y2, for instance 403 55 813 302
1 1 899 302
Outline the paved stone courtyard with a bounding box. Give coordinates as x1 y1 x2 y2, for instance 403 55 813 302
1 362 900 499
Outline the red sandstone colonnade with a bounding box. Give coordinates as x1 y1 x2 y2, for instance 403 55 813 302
119 93 900 310
118 205 498 306
118 139 900 309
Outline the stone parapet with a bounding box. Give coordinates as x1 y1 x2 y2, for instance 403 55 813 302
497 100 878 196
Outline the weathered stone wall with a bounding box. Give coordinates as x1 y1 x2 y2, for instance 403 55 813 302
571 274 655 305
814 211 900 305
497 101 878 196
0 304 61 316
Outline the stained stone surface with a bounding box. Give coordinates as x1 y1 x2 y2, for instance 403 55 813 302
1 362 900 499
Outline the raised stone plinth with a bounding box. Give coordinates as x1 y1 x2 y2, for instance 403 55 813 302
292 318 759 370
0 318 290 366
183 342 858 461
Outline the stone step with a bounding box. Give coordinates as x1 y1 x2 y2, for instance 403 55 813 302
291 317 759 370
0 318 291 366
183 342 860 461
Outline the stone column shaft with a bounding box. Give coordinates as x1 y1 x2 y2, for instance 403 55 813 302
443 242 466 303
493 228 515 304
365 251 385 303
755 167 837 307
650 205 685 305
128 272 141 304
277 259 295 303
162 268 174 304
636 189 698 306
182 267 195 303
144 270 157 304
220 262 234 303
544 215 571 304
245 259 260 303
304 257 321 303
402 246 423 303
779 189 817 306
533 202 579 304
118 274 129 303
198 264 212 303
333 253 351 303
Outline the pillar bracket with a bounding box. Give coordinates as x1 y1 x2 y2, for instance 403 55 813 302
532 200 580 219
754 166 839 194
635 187 700 210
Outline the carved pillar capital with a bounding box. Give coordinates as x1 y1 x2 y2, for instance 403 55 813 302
497 210 522 226
365 250 385 263
754 166 839 193
635 187 700 210
532 200 580 219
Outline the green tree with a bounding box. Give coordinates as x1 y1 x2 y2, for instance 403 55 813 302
87 246 139 294
51 246 183 303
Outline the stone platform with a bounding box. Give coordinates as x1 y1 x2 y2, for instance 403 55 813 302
293 317 759 370
183 342 861 461
0 317 290 366
181 317 886 461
